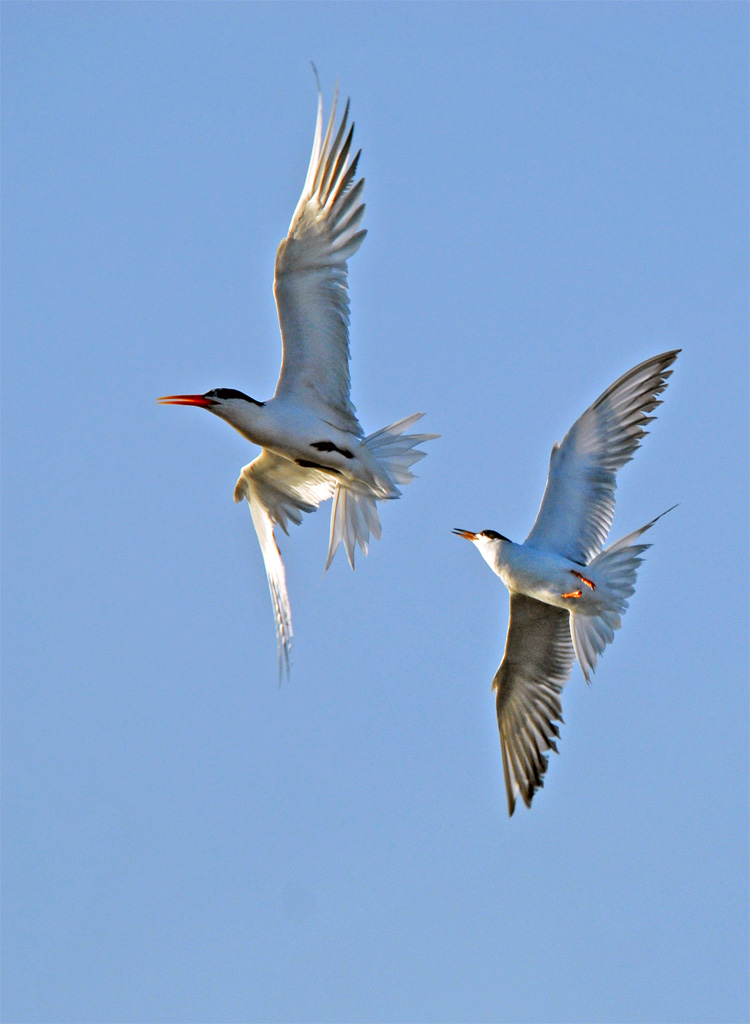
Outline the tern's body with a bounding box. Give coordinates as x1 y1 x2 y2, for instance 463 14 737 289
159 80 435 672
455 350 679 815
479 540 611 615
207 392 395 496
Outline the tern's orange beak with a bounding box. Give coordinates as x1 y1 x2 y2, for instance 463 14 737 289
452 528 478 541
157 394 214 408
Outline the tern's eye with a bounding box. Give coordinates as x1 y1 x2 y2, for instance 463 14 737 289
480 529 511 542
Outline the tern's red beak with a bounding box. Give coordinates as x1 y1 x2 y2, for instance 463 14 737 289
452 528 478 541
157 394 214 408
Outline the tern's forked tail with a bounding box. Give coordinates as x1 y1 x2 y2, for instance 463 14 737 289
324 413 438 570
571 507 676 682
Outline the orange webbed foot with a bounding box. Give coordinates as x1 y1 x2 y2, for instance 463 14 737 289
570 569 595 590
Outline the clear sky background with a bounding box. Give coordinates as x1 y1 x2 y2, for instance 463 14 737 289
3 4 748 1023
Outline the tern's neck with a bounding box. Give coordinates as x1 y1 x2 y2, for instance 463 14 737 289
479 538 513 574
213 398 267 441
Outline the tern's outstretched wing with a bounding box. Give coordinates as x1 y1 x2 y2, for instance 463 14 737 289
493 593 575 816
273 84 366 435
524 350 679 565
234 450 336 675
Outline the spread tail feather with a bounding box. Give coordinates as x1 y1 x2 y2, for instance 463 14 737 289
324 413 438 569
571 506 676 682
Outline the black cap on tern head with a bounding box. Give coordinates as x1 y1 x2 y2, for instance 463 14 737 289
480 529 511 542
205 388 262 403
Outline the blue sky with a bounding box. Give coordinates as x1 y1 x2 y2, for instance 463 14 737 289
3 4 748 1023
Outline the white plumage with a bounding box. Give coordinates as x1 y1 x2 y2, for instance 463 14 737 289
160 80 436 673
454 350 679 815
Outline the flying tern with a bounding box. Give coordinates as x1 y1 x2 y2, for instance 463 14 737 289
454 350 679 815
159 81 436 673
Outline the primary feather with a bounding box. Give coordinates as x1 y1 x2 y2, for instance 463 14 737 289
525 351 678 564
273 88 366 435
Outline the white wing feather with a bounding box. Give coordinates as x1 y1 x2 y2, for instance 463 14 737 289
524 350 679 565
493 593 576 815
234 451 336 675
273 85 366 435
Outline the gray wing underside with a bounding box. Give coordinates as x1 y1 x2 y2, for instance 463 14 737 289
273 86 366 435
524 350 679 565
493 593 575 815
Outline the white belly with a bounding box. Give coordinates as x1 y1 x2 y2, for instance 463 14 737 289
497 543 603 613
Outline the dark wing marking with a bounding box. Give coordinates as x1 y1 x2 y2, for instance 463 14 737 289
493 593 576 815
